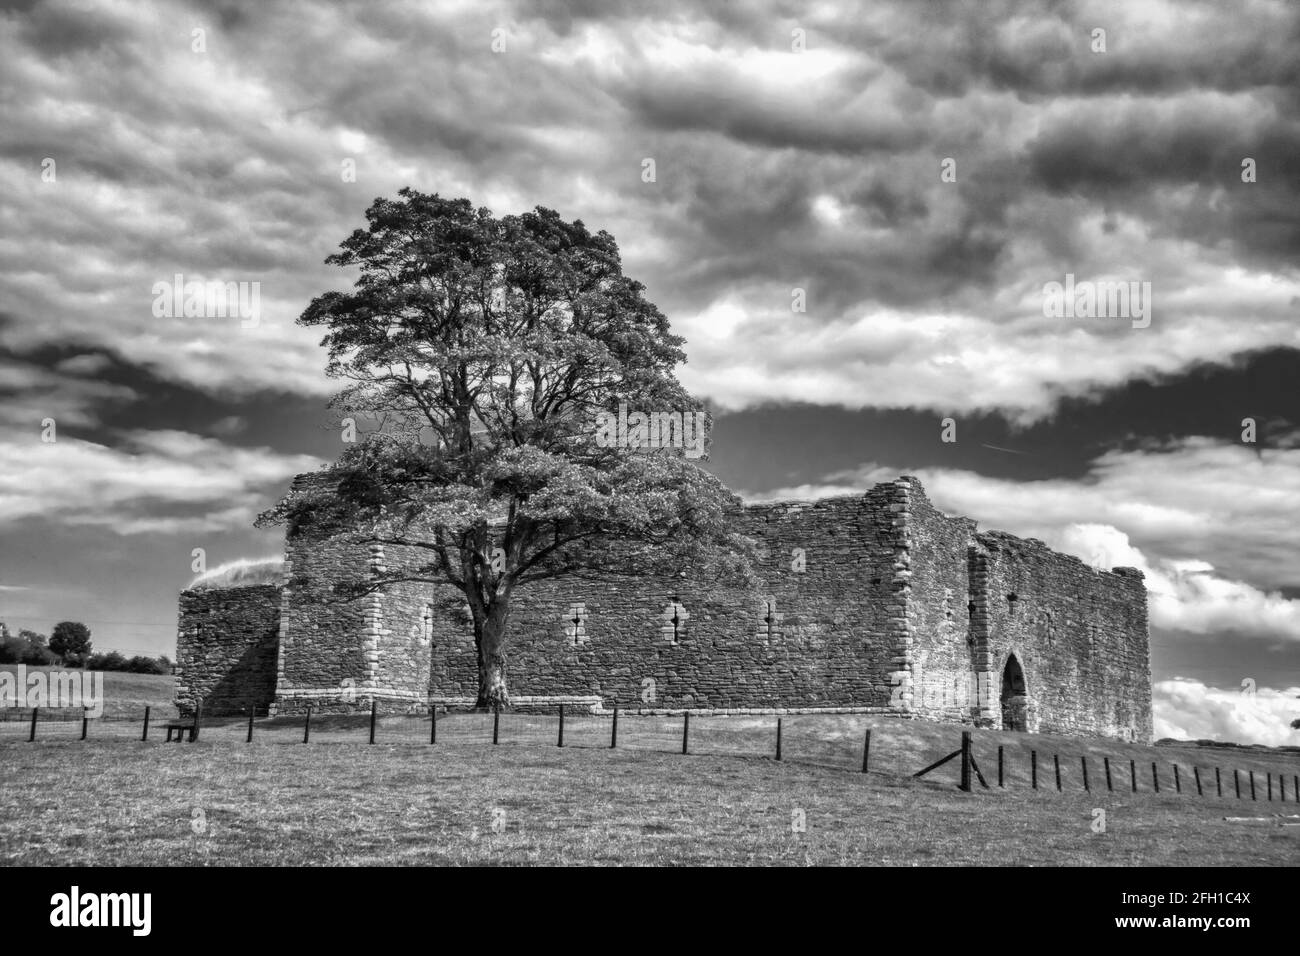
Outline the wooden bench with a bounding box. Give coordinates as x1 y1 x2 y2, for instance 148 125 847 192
164 718 199 742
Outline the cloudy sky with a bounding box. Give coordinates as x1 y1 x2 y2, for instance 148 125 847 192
1 0 1297 743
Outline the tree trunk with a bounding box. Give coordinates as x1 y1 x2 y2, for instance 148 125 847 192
475 613 510 709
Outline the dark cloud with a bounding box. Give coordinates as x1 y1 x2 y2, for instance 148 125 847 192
13 0 135 58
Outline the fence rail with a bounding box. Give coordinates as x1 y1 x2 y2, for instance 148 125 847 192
5 704 1296 804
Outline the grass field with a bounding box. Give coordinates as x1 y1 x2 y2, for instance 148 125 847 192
0 666 176 718
3 702 1299 865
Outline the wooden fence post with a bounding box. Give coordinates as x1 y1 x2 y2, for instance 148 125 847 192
369 699 378 745
81 708 89 741
1249 771 1256 801
681 712 689 755
303 706 311 744
1081 756 1090 792
493 701 500 745
28 707 38 742
1174 765 1181 793
1193 766 1202 796
430 705 437 744
557 704 564 748
1216 767 1222 797
191 702 201 742
959 732 972 792
913 747 964 780
997 745 1004 788
775 717 782 762
861 727 872 774
142 705 150 742
1234 768 1240 798
246 709 254 743
1104 756 1113 792
1054 754 1062 791
1031 750 1038 790
1129 759 1136 792
611 705 618 749
1266 773 1272 802
1152 762 1160 793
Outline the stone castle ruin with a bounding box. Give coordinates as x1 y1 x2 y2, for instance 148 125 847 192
175 474 1153 743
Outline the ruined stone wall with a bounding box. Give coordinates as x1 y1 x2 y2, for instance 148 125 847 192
367 542 443 710
272 473 375 712
211 472 1155 740
902 487 979 723
410 485 913 711
174 584 281 716
973 531 1153 743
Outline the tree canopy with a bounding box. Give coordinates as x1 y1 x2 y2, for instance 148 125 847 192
260 190 757 705
49 621 92 663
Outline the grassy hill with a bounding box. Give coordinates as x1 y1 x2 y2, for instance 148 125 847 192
3 667 1297 864
2 734 1297 865
2 705 1297 865
0 666 175 718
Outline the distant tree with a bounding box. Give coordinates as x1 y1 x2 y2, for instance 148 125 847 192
258 190 756 708
157 654 173 674
12 630 52 664
126 655 165 675
25 646 54 665
88 650 127 672
1291 719 1300 730
0 630 51 664
0 636 26 664
49 621 92 663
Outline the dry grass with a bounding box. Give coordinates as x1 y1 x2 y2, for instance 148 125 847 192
3 711 1298 866
0 667 177 719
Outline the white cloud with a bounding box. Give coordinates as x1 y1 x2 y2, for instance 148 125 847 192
0 0 1296 423
0 426 322 536
1056 524 1300 642
1154 678 1300 746
746 438 1300 642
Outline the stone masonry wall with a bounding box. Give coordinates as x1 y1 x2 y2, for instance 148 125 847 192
903 487 980 724
272 473 375 712
195 472 1154 740
404 483 915 712
973 531 1153 743
174 584 281 716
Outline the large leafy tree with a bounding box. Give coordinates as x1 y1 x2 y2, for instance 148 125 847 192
260 190 756 707
49 621 91 664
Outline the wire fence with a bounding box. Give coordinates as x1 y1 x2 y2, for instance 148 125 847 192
5 702 1298 807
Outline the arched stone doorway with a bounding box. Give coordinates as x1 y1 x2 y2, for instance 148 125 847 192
1001 655 1028 732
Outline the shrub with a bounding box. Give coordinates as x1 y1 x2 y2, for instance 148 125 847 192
20 643 55 666
50 622 92 661
89 651 128 672
126 655 165 675
0 636 27 664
